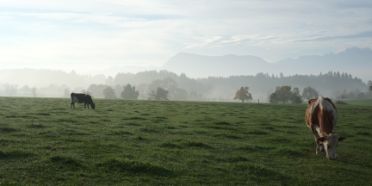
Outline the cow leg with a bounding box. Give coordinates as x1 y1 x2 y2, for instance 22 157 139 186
314 135 325 155
315 141 325 155
71 102 75 109
311 125 323 155
314 137 321 155
319 144 325 153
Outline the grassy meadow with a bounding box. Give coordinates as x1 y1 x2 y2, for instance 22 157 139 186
0 97 372 185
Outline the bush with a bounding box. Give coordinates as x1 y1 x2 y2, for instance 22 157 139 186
270 86 302 104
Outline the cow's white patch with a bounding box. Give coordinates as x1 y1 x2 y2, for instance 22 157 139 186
315 126 324 137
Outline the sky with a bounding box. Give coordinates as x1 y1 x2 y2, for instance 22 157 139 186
1 0 372 75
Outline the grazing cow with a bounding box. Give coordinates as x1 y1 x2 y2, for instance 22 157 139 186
70 93 95 109
305 96 344 160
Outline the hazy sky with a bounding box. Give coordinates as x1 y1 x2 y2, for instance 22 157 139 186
1 0 372 74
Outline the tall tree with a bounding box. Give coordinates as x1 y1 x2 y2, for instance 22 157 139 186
290 87 303 104
270 85 302 104
302 86 319 100
121 84 139 100
234 86 252 103
149 87 168 101
103 86 117 99
148 78 189 100
88 84 108 98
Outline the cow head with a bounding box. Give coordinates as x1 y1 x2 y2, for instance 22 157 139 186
317 134 345 160
86 95 96 109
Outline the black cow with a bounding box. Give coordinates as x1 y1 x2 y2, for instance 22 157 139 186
70 93 95 109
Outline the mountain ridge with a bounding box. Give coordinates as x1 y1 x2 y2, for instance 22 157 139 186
163 47 372 81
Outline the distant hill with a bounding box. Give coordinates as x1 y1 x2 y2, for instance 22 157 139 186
277 47 372 81
0 69 106 87
163 47 372 81
163 53 271 78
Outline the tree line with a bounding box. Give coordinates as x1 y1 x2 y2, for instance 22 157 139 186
0 70 369 102
234 86 319 103
85 84 168 101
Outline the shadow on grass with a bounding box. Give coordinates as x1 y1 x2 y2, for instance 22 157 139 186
0 150 34 159
214 121 233 126
356 131 371 136
49 155 85 170
139 127 159 133
184 141 213 149
0 127 18 133
206 125 239 131
127 116 146 121
213 134 243 139
35 112 51 116
274 148 306 158
221 156 250 163
159 142 183 149
97 159 173 176
245 130 268 135
160 140 213 149
235 163 292 184
237 145 275 152
27 123 45 129
110 130 133 136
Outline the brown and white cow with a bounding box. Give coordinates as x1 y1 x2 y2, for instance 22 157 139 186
305 96 344 160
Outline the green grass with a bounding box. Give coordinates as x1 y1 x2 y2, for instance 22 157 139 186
0 97 371 185
346 99 372 106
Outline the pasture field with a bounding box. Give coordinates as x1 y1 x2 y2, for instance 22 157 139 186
0 97 372 185
346 99 372 106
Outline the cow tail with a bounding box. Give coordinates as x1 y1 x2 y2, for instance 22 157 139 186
310 98 320 128
318 97 335 134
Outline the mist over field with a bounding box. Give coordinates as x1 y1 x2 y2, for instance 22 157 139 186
0 67 369 102
0 48 371 102
2 1 372 185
